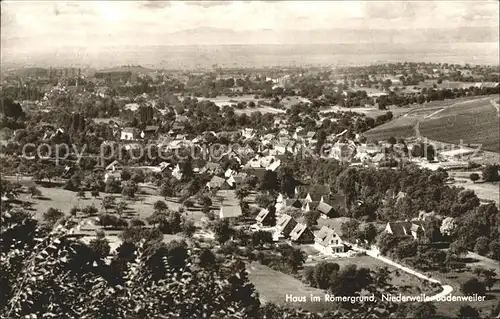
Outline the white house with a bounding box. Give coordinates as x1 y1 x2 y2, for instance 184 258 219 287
121 127 136 140
314 226 344 255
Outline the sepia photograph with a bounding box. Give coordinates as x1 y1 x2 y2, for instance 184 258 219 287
1 1 499 318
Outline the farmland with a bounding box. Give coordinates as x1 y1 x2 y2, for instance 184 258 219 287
363 95 500 152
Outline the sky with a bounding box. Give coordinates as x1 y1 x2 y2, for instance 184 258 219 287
1 1 499 53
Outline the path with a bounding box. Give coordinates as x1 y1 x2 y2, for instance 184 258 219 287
351 245 453 301
491 99 499 117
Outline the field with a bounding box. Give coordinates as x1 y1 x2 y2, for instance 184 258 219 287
234 106 286 115
319 105 412 119
363 95 500 152
7 177 241 228
448 171 499 203
247 261 339 312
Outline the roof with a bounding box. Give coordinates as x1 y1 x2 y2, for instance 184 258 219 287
176 115 189 123
276 214 295 230
122 127 136 134
105 160 122 171
208 176 226 188
245 167 268 181
144 125 159 132
219 205 242 219
285 198 303 208
316 201 333 215
387 222 412 237
315 226 341 247
255 208 270 223
289 223 312 241
325 194 346 210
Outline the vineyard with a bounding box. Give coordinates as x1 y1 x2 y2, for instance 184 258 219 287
363 95 500 152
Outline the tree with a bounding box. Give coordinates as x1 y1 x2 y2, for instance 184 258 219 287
101 196 116 212
461 278 486 296
310 262 340 289
199 248 216 268
489 239 500 260
104 176 121 194
426 145 435 161
182 219 196 238
115 201 127 217
69 206 79 217
43 207 64 226
469 173 480 183
280 246 306 273
213 219 234 244
98 213 128 229
160 182 174 199
482 164 499 182
88 230 110 259
449 240 468 258
153 200 168 212
251 230 273 247
82 205 98 217
474 236 490 256
361 224 378 244
28 185 42 199
91 189 100 199
340 219 360 242
77 190 86 199
121 169 131 181
409 302 437 318
458 305 480 318
235 186 250 202
305 210 320 228
121 181 137 199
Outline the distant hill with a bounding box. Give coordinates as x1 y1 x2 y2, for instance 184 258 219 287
96 65 155 74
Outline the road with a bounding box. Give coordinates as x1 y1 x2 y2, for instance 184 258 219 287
351 245 453 301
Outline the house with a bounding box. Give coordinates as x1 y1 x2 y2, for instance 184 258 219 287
142 125 159 138
200 162 221 175
171 123 185 134
121 127 136 140
105 160 123 171
314 226 344 254
219 205 242 219
255 208 274 226
206 176 227 189
276 214 298 238
289 223 314 243
331 142 357 162
284 198 303 209
316 201 334 217
172 164 183 180
384 221 423 240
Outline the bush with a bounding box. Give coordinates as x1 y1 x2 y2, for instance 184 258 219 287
98 213 128 229
461 278 486 296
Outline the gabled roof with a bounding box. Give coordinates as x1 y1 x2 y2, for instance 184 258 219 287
208 176 226 188
289 223 312 242
387 221 412 237
276 214 296 234
316 201 334 215
255 208 270 224
144 125 159 132
105 160 122 171
315 226 342 247
122 127 136 133
285 198 303 208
